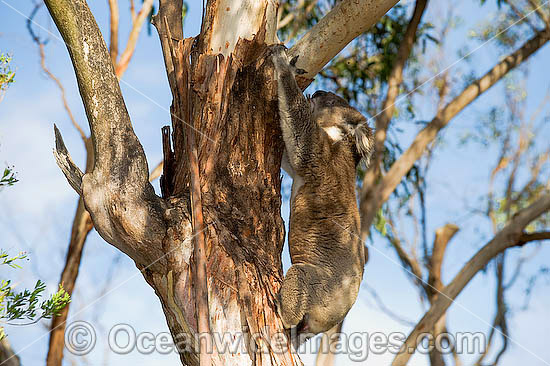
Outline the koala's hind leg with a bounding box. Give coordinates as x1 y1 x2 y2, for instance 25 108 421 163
278 263 325 331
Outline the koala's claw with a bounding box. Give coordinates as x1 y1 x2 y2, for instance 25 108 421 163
289 55 307 75
271 44 308 76
271 44 288 56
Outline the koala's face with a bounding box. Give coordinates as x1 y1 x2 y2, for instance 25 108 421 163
310 90 365 131
310 90 374 166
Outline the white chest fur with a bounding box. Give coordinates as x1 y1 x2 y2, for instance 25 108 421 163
323 126 343 142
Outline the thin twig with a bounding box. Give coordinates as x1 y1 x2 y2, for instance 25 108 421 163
27 3 87 142
107 0 119 64
115 0 154 76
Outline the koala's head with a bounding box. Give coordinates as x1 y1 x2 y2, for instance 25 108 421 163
310 91 374 167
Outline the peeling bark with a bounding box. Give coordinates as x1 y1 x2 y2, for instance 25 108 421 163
152 28 297 366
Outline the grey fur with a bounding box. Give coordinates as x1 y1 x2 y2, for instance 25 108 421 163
271 45 374 340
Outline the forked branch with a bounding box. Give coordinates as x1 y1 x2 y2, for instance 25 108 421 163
392 194 550 366
45 0 168 269
53 124 83 195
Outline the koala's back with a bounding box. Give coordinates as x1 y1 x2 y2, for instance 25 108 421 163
289 139 363 270
282 140 365 334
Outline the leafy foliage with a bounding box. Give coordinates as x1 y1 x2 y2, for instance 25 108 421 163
0 52 15 103
0 105 70 338
0 251 71 340
0 250 27 269
0 53 15 91
0 167 18 188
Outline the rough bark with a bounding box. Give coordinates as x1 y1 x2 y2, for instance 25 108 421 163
360 29 550 237
151 8 295 363
391 194 550 366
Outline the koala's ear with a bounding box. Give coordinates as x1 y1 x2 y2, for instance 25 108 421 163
352 121 374 167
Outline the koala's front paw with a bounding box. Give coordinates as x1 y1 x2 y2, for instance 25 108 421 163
270 44 290 67
289 55 307 75
271 43 288 56
270 44 307 76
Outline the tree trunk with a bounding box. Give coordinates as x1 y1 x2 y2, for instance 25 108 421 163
148 28 295 366
143 1 301 365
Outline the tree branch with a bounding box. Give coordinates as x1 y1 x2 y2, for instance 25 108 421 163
107 0 119 64
0 338 20 366
53 125 84 195
164 19 212 366
426 224 459 366
151 0 183 92
27 3 88 142
474 253 509 366
115 0 154 76
386 214 426 290
45 0 168 269
364 283 416 326
361 29 550 236
391 194 550 366
427 223 459 299
527 0 550 26
288 0 400 80
518 231 550 244
47 139 94 366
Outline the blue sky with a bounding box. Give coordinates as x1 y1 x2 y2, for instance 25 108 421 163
0 0 549 365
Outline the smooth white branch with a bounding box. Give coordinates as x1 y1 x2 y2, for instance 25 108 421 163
288 0 400 78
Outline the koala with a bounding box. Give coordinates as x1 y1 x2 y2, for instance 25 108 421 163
271 45 374 339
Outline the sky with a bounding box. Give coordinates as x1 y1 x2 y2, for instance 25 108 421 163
0 1 549 366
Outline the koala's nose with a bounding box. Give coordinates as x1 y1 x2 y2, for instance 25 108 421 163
312 90 328 98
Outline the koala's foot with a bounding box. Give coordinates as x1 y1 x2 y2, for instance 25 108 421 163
277 265 309 330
